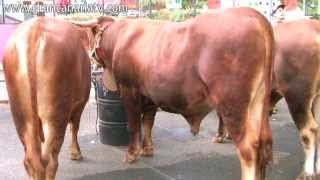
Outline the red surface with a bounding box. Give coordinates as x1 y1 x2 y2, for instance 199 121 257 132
120 0 136 4
0 24 18 63
58 0 70 6
208 0 220 9
284 0 297 10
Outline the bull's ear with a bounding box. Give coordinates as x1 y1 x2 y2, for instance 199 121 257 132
97 16 115 24
91 25 100 35
97 16 115 29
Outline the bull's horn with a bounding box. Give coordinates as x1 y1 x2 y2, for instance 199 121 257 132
69 19 99 27
70 16 116 28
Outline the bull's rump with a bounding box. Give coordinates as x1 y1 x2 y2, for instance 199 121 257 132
3 17 91 126
113 7 273 113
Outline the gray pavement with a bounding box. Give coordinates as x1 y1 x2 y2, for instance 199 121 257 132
0 64 8 102
0 96 304 180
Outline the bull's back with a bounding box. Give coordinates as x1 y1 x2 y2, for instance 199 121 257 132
274 19 320 92
145 7 273 83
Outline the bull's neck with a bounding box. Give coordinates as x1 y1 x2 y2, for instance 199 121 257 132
102 20 126 63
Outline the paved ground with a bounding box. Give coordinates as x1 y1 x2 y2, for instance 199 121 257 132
0 64 8 102
0 92 305 180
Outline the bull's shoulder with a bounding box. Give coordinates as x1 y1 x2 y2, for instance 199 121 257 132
122 19 171 35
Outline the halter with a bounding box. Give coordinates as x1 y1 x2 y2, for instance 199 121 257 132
90 25 109 68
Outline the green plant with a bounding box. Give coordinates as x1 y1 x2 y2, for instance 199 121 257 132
298 0 319 17
182 0 206 9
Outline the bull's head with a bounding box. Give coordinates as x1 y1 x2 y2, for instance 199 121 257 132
72 16 118 91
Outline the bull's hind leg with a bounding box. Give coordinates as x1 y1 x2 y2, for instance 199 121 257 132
41 121 68 180
40 109 68 180
5 80 45 179
218 110 260 180
11 111 45 180
22 126 45 180
141 106 157 156
212 114 226 143
213 90 281 144
269 91 282 115
285 93 318 179
215 84 272 180
212 113 231 143
68 104 86 160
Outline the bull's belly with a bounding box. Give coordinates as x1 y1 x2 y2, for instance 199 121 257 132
156 100 212 135
151 95 212 117
143 78 211 115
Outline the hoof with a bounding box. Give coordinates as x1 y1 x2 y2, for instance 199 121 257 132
225 134 232 140
142 146 154 156
296 173 318 180
123 152 139 163
272 108 278 115
123 150 141 164
212 136 224 143
69 151 82 161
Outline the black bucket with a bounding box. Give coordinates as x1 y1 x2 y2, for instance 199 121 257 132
92 71 129 146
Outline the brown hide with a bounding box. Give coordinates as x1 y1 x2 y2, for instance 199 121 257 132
85 7 274 180
3 17 91 179
215 19 320 179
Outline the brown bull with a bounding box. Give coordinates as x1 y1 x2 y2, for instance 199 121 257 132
77 7 274 180
214 19 320 179
3 17 91 179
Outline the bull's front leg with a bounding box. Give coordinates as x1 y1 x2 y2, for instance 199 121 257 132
141 106 157 156
121 87 143 163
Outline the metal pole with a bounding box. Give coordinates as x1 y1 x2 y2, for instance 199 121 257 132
52 0 56 17
1 0 5 23
303 0 307 15
269 0 273 23
103 0 105 15
149 0 152 17
137 0 141 18
193 0 197 16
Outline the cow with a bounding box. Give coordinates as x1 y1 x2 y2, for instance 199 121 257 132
3 17 91 180
213 19 320 179
75 7 275 180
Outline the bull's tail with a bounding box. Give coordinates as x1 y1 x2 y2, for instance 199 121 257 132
26 25 44 143
256 17 275 180
257 91 273 180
